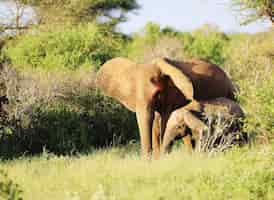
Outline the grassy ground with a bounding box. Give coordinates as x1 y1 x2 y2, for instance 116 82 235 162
1 144 273 200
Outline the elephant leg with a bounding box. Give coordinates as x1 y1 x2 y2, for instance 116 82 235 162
181 110 207 140
152 112 161 159
181 112 207 153
136 104 154 159
161 110 186 154
160 112 171 143
161 125 186 154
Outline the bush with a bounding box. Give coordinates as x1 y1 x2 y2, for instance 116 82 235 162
224 30 274 142
186 25 229 65
25 90 138 155
126 22 186 62
3 24 124 70
240 75 274 142
0 66 138 158
126 23 229 65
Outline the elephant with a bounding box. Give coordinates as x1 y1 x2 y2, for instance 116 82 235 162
161 97 246 154
95 57 236 158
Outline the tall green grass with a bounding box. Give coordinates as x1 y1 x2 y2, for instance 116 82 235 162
1 144 273 200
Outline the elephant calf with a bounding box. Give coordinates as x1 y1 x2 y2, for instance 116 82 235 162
161 97 247 153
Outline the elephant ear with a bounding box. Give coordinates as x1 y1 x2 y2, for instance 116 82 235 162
95 57 137 111
153 58 194 100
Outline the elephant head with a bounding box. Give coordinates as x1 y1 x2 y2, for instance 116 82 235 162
95 57 235 158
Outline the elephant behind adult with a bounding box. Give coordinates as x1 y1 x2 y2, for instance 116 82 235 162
95 57 235 158
161 97 246 153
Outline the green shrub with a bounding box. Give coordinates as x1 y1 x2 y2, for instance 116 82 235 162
186 25 229 65
0 67 138 158
4 24 124 70
0 92 138 158
224 31 274 142
126 22 165 61
25 90 138 155
126 23 195 62
126 23 228 65
239 75 274 141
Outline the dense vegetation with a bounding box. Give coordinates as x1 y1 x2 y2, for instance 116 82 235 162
0 24 273 158
0 0 273 199
1 23 273 159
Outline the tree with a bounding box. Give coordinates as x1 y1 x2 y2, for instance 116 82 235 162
18 0 140 25
232 0 273 25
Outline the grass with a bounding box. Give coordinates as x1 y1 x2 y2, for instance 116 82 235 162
1 144 273 200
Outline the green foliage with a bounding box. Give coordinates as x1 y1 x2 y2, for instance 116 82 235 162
186 25 229 65
254 76 274 133
126 22 163 60
4 24 124 70
126 22 189 62
127 23 229 65
1 19 273 156
19 0 139 24
224 30 274 141
240 74 274 140
0 170 23 200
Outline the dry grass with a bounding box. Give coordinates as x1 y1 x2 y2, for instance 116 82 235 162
198 112 247 154
0 64 95 121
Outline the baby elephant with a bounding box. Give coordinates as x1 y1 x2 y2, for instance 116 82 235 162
161 97 246 153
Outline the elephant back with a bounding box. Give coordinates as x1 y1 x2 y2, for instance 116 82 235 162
164 58 236 100
202 97 244 118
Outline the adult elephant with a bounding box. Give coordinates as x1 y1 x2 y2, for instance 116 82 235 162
161 97 245 154
95 57 235 158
